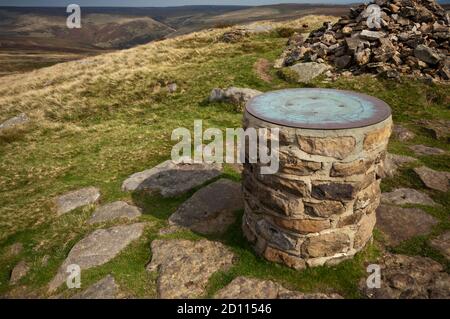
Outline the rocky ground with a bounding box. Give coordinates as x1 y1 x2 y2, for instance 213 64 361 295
0 13 448 299
277 0 450 81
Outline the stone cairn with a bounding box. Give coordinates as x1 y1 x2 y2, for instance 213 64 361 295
242 96 392 269
278 0 450 80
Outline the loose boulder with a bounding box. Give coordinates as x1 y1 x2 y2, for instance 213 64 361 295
209 87 262 109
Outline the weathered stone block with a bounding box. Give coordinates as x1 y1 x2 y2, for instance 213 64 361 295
303 232 350 258
279 156 322 176
363 124 392 151
255 218 301 252
244 176 304 216
297 136 356 160
354 212 376 250
354 180 381 212
304 200 346 218
264 246 306 270
272 216 331 234
331 159 367 177
256 174 309 197
311 182 358 201
337 211 364 228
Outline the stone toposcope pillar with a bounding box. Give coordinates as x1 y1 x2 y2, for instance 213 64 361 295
242 88 392 269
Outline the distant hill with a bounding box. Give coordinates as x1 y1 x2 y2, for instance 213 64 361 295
0 4 350 76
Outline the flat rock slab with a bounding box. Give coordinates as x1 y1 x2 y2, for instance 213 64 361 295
360 253 450 299
417 119 450 141
376 205 438 246
88 201 141 224
214 277 342 299
121 160 222 197
71 275 119 299
288 62 329 83
10 261 29 285
169 179 243 234
409 145 446 156
430 232 450 260
382 153 417 178
381 188 437 206
414 166 450 192
0 113 29 131
147 239 236 299
49 223 145 292
55 187 101 216
392 125 415 142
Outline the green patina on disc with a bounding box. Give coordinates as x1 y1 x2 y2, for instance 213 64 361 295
246 88 391 130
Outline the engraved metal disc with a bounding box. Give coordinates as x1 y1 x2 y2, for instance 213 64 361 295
245 88 392 130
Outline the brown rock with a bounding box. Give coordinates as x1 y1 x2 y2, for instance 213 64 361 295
363 124 392 151
257 174 309 197
355 48 371 65
279 156 322 176
303 232 350 258
331 159 366 177
263 246 306 270
298 136 356 160
272 217 331 234
337 211 364 227
376 205 438 245
335 55 352 69
304 200 346 218
354 212 376 249
244 175 304 216
414 45 442 65
414 166 450 192
354 181 381 212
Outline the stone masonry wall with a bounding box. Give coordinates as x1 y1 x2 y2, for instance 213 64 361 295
242 111 392 269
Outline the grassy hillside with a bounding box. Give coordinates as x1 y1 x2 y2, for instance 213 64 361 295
0 4 349 76
0 15 448 298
